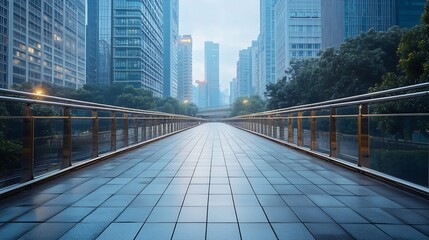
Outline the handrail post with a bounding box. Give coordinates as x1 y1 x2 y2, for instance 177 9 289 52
111 112 116 151
288 113 293 143
358 104 370 167
91 110 99 158
297 112 303 146
329 108 338 157
22 104 34 182
310 110 317 150
279 114 285 140
269 115 273 137
142 117 147 141
149 116 153 138
124 113 129 146
134 115 139 143
62 107 72 168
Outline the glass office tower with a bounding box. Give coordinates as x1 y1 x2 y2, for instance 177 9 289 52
163 0 179 98
7 0 86 89
204 41 220 107
0 0 7 88
177 35 193 103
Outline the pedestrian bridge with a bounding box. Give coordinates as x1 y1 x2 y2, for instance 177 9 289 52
0 84 428 239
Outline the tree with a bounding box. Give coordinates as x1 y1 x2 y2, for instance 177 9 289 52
230 95 266 117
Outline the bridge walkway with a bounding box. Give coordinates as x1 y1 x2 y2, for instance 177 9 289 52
0 123 428 239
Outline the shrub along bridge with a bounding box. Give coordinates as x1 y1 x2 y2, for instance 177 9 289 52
0 84 428 239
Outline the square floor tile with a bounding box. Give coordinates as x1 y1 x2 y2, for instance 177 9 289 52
178 207 207 222
208 207 236 222
239 223 277 240
207 223 240 240
135 223 175 240
146 207 180 222
172 223 206 240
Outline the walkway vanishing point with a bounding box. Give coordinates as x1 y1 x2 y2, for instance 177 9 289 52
0 123 429 240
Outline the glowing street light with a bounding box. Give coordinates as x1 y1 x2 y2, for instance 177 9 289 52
34 87 44 95
243 99 249 104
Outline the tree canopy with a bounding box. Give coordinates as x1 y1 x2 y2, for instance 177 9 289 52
230 95 266 117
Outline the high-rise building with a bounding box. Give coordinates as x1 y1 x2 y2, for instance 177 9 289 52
163 0 179 98
0 0 7 88
259 0 276 88
6 0 86 89
322 0 424 49
250 41 260 95
196 79 208 108
396 0 426 28
230 78 238 104
112 0 163 97
177 35 193 103
237 48 252 98
87 0 164 97
86 0 112 86
276 0 322 81
204 41 220 107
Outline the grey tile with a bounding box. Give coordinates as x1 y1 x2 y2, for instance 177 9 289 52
44 194 86 206
230 184 254 194
257 195 287 206
0 223 37 240
274 185 302 194
377 224 428 239
272 223 315 240
187 185 209 194
353 208 402 224
307 195 345 207
233 194 260 206
82 207 124 222
135 223 175 240
59 222 109 240
252 185 278 194
208 206 236 222
130 195 161 207
172 223 206 240
115 207 152 222
16 206 67 222
48 207 94 222
183 195 208 207
210 185 231 194
156 194 185 207
306 223 354 240
383 208 429 225
0 207 33 222
341 224 391 240
322 207 368 223
18 223 75 240
291 207 333 223
178 207 207 222
264 206 300 222
72 193 112 207
101 195 136 207
96 223 142 240
209 195 233 206
239 223 277 240
207 223 240 240
146 207 180 222
236 207 268 222
282 195 316 207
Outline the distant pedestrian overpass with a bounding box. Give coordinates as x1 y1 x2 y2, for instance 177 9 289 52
197 105 231 120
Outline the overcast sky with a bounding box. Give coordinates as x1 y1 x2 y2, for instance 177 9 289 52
179 0 260 92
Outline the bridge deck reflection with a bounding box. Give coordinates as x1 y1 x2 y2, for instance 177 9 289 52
0 123 428 239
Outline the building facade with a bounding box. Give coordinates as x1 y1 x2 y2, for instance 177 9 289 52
177 35 193 103
196 79 208 108
237 48 252 98
259 0 276 90
163 0 178 98
0 0 7 88
204 41 220 107
86 0 112 86
322 0 424 49
6 0 86 89
230 78 238 104
250 40 259 95
112 0 164 97
275 0 322 81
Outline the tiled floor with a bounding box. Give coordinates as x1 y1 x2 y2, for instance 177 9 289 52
0 123 429 240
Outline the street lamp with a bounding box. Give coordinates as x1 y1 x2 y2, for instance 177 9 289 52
243 99 249 104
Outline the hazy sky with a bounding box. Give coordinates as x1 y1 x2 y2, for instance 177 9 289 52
179 0 260 92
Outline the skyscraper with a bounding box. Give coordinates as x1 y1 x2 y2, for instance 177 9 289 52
87 0 164 97
259 0 276 89
0 0 7 88
196 79 208 108
163 0 179 98
177 35 193 103
250 41 260 95
204 41 220 107
86 0 112 86
230 78 238 104
322 0 424 49
396 0 426 28
276 0 322 81
6 0 86 89
112 0 163 97
237 48 252 98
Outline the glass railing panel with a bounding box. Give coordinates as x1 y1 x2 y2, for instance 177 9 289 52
302 111 311 148
0 117 23 188
71 110 92 163
98 111 111 154
116 116 125 149
316 109 330 154
336 106 358 163
369 100 429 187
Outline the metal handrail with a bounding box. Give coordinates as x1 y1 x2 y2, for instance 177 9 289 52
224 83 429 197
237 81 429 117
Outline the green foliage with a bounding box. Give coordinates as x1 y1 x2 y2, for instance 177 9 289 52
230 95 266 117
266 27 402 110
